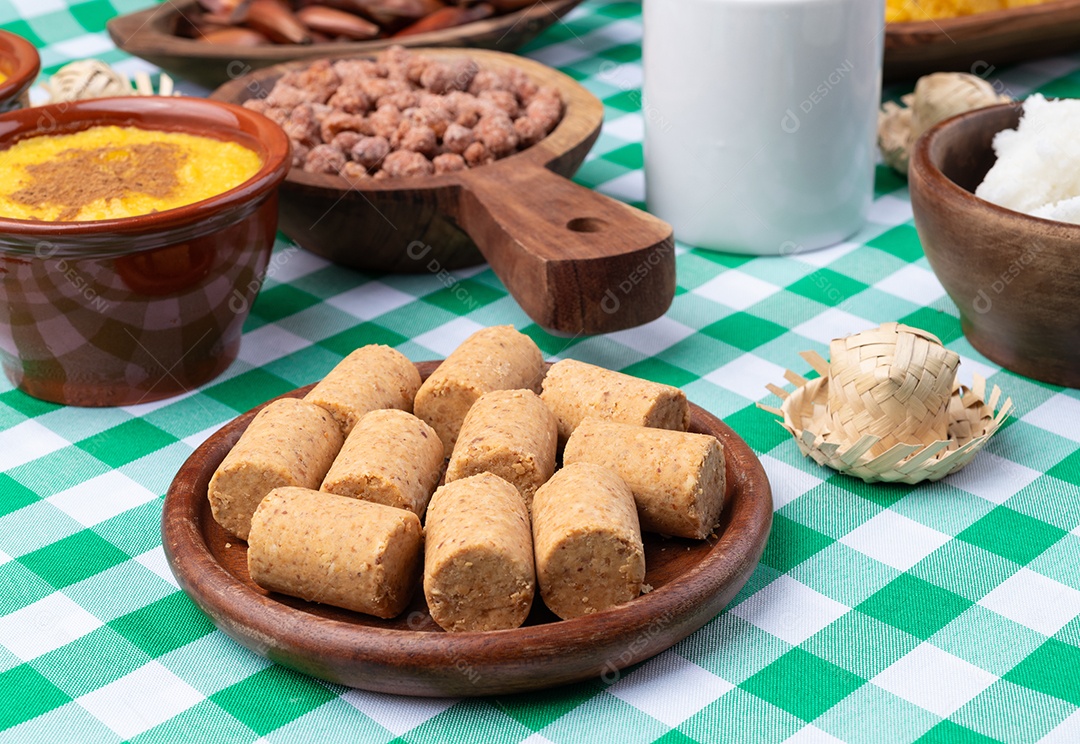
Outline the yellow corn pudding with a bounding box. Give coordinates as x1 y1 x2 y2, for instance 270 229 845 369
0 72 7 84
0 125 262 221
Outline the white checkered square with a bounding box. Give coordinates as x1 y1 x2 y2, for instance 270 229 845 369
1024 394 1080 443
946 452 1041 505
874 265 946 305
607 652 733 726
0 593 102 661
692 270 780 311
8 0 67 18
413 317 487 357
0 419 70 471
76 662 205 740
978 567 1080 636
865 194 914 226
601 112 644 142
759 455 824 510
46 471 157 528
607 316 694 357
839 510 951 571
731 575 849 645
871 643 997 718
792 308 875 346
134 547 179 589
596 169 645 203
790 241 859 268
235 326 310 367
1042 708 1080 743
340 689 456 735
262 244 327 284
0 548 9 567
704 354 787 402
327 281 416 321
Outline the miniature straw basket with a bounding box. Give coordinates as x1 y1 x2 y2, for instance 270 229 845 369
759 322 1012 484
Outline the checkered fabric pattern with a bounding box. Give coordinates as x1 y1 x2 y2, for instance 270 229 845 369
2 1 1080 742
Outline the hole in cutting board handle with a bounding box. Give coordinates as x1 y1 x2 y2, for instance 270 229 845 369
566 217 609 233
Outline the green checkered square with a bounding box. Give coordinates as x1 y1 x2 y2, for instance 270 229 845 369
897 307 963 345
801 610 920 680
76 419 178 469
109 593 215 658
1003 638 1080 707
1047 450 1080 488
857 575 973 640
915 719 1001 744
740 648 864 722
0 474 37 518
202 368 295 413
866 224 925 263
317 322 409 358
957 507 1067 565
759 514 834 574
211 665 337 736
678 688 802 744
260 346 344 388
700 314 787 353
0 389 61 419
950 678 1076 743
19 529 130 589
785 269 870 308
0 665 72 730
929 605 1048 677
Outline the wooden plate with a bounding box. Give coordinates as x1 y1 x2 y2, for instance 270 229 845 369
211 49 675 336
162 361 773 697
107 0 583 90
885 0 1080 82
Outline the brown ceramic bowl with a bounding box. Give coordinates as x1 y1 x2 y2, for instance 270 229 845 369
0 97 291 407
0 30 40 112
909 102 1080 388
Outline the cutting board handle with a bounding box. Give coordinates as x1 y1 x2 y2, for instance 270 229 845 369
455 163 675 335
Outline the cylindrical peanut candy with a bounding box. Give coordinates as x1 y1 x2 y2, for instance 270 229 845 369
208 398 343 540
540 358 690 440
304 344 421 436
563 418 725 540
532 463 645 619
413 325 544 451
320 409 444 518
423 473 535 632
444 389 557 508
248 487 422 619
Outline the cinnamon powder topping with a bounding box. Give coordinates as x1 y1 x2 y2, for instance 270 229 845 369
10 142 185 221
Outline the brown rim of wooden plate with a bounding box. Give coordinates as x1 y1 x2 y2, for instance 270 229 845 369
107 0 584 89
162 361 773 697
884 0 1080 81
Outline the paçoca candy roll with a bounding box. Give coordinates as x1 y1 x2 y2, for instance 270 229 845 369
248 486 422 619
540 358 689 440
305 344 421 436
563 418 725 540
208 398 344 540
423 472 535 632
320 408 444 518
444 388 557 508
413 325 544 451
532 462 645 619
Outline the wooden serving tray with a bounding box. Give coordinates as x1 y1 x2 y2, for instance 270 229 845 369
162 360 773 697
885 0 1080 82
107 0 583 90
211 49 676 336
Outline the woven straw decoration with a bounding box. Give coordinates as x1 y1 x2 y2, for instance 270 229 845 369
758 322 1011 485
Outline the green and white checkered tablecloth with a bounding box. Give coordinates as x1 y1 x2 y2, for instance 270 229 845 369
2 1 1080 742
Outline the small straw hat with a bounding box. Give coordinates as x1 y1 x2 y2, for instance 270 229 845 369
759 322 1012 484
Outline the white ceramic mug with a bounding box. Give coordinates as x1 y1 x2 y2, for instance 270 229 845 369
642 0 885 255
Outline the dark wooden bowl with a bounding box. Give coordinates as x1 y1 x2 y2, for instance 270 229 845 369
107 0 583 90
211 49 675 335
162 360 773 697
885 0 1080 82
909 102 1080 388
